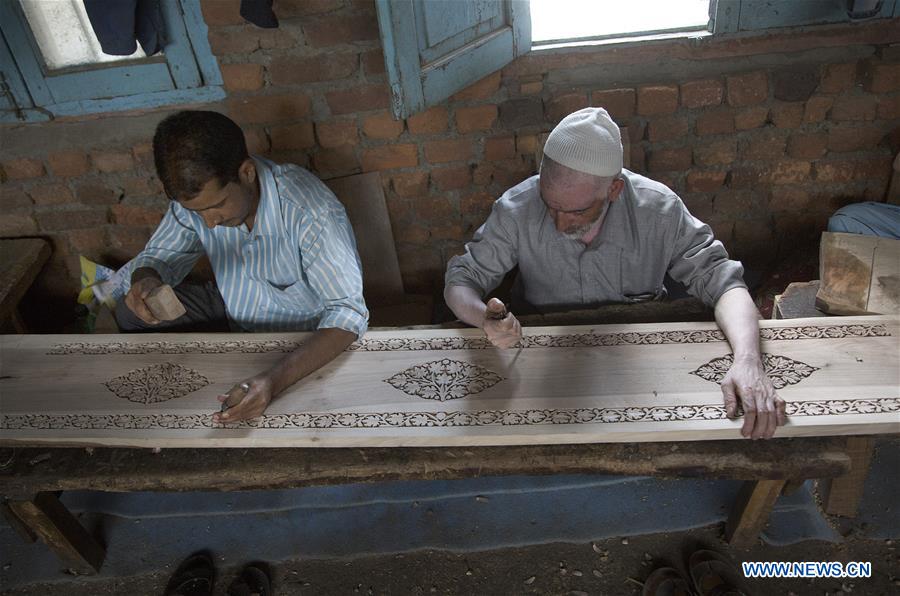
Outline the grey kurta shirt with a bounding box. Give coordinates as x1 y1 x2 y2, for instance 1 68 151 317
445 169 746 312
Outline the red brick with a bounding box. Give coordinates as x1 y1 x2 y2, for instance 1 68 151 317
693 139 736 167
64 227 110 256
767 161 812 185
734 107 769 130
455 104 497 133
820 63 857 94
111 204 165 227
491 158 533 188
0 214 37 236
827 124 886 152
362 112 404 140
75 180 120 205
516 134 538 156
878 95 900 120
647 147 692 172
432 165 472 191
867 63 900 93
47 152 89 177
740 130 787 161
312 146 360 179
726 71 768 107
787 132 828 160
2 158 45 180
277 0 343 18
393 221 430 244
35 208 107 231
257 29 294 50
91 150 134 173
591 88 635 121
686 170 726 193
302 14 379 47
120 176 161 197
803 96 833 123
424 139 473 164
362 49 385 76
830 95 878 121
680 79 723 109
770 102 804 129
200 0 243 26
637 86 678 116
484 136 515 161
222 63 265 92
472 163 493 185
694 110 734 136
27 183 74 206
131 143 155 170
814 157 892 183
682 195 714 221
768 188 811 212
546 92 588 123
1 187 33 213
361 144 418 171
452 71 501 101
315 120 359 148
269 54 357 86
326 84 390 115
520 81 543 95
391 171 429 198
714 190 763 219
228 94 312 124
269 122 316 151
461 191 493 218
646 115 688 142
407 107 448 135
207 30 259 55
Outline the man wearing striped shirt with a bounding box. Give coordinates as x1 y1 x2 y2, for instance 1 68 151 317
116 111 368 423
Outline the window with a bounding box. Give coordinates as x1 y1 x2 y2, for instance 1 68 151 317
0 0 223 123
531 0 710 47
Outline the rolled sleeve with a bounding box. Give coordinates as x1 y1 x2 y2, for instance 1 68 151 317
301 208 369 339
666 200 746 307
445 199 519 297
129 203 203 289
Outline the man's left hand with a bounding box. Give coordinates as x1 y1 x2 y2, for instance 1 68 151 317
212 375 274 423
720 355 787 439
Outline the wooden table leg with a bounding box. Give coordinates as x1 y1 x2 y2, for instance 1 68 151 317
6 492 105 573
725 479 787 548
820 436 875 518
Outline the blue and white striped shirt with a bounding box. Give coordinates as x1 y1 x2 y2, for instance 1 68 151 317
130 157 369 337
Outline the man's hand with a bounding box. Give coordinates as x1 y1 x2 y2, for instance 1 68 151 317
720 355 787 439
212 374 274 423
124 271 164 325
482 297 522 349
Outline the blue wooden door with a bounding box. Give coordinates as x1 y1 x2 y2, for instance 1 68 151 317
376 0 531 119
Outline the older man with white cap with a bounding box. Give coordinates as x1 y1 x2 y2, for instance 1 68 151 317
444 107 786 440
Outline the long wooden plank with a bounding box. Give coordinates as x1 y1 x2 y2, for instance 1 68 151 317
1 316 898 448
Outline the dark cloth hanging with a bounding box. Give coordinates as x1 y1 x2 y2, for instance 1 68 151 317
240 0 279 28
83 0 165 56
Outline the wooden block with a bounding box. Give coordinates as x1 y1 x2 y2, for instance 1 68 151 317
6 492 105 573
820 436 876 518
0 316 897 448
725 479 787 548
325 172 405 302
0 239 51 326
1 499 38 542
144 284 186 321
817 232 900 315
773 281 824 320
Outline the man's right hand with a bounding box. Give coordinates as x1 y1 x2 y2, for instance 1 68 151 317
482 297 522 348
124 270 164 325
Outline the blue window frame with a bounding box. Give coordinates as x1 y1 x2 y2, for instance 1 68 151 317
0 0 223 123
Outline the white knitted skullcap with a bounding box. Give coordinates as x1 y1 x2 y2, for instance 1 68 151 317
543 107 623 177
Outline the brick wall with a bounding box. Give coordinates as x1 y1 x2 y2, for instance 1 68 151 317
1 0 898 329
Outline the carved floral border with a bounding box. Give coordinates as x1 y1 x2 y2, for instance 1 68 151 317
46 324 891 355
2 397 896 431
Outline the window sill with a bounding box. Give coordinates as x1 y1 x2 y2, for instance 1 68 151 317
531 28 710 52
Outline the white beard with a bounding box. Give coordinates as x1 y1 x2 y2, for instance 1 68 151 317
561 200 610 241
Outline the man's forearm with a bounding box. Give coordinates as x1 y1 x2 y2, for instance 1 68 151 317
264 327 357 396
445 285 488 328
714 287 761 360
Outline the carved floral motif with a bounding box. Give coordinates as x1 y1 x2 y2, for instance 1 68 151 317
384 358 503 401
103 363 209 404
690 353 820 389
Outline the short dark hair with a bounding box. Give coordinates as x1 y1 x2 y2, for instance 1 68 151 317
152 111 248 202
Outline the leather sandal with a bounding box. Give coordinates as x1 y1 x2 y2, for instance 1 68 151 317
164 552 215 596
688 549 751 596
227 563 272 596
642 566 693 596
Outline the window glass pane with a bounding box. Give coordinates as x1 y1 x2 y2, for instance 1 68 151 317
531 0 709 42
19 0 145 70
